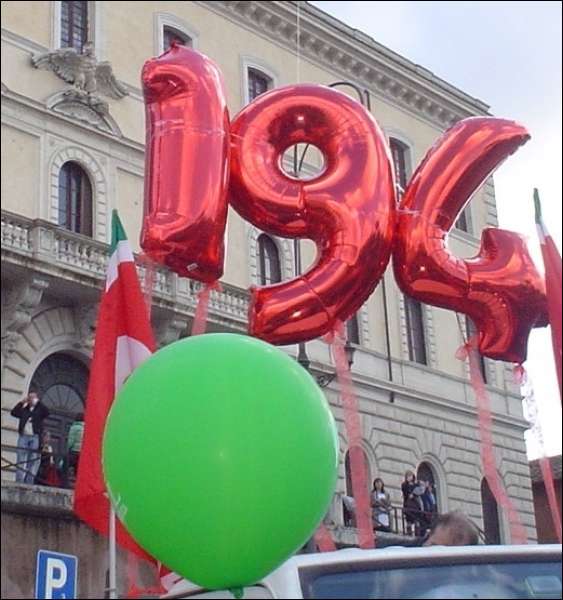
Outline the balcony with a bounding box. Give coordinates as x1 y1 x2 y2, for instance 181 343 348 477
1 210 249 333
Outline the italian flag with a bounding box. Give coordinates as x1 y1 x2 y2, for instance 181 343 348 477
534 189 562 401
74 210 155 559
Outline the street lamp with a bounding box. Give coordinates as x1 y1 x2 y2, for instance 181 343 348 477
296 335 356 388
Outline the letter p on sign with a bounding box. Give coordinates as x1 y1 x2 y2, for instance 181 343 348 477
35 550 77 599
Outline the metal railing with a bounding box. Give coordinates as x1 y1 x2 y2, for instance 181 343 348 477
1 443 77 488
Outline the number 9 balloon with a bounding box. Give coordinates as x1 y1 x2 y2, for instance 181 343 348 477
229 84 396 345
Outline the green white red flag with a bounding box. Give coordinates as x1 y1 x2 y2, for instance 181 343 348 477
74 210 155 560
534 189 562 401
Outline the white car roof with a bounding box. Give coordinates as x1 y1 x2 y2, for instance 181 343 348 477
163 543 562 598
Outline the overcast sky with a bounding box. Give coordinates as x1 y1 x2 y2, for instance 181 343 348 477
311 1 562 458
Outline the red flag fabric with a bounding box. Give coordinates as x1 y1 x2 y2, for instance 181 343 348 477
535 189 562 401
73 211 156 560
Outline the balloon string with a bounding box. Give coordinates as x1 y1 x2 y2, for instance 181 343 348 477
191 281 222 336
296 0 301 84
539 456 563 543
456 334 528 544
331 321 375 549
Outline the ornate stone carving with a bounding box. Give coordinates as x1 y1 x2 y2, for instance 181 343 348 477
155 317 190 348
73 304 98 352
31 42 126 135
45 90 122 136
200 0 488 128
1 277 49 359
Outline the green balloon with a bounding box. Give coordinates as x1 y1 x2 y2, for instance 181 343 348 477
103 334 338 590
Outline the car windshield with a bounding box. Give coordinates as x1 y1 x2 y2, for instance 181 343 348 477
301 560 562 599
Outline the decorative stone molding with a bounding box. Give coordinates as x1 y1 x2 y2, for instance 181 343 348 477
45 89 122 136
48 145 108 242
248 225 295 283
424 305 438 369
240 55 279 105
198 1 489 129
73 303 98 352
1 277 49 362
155 316 190 348
154 12 200 54
398 294 435 367
31 42 126 135
31 43 127 98
483 177 499 227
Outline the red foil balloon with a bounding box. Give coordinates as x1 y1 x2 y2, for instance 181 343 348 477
229 85 396 345
141 45 230 282
393 117 548 363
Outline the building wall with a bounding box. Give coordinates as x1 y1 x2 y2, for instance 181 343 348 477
2 0 536 558
532 479 562 544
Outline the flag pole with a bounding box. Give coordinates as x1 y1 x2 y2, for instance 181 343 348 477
109 507 118 599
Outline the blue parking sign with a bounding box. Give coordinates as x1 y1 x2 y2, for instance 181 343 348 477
35 550 77 599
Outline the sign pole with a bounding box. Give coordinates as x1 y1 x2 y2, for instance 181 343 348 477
109 507 118 599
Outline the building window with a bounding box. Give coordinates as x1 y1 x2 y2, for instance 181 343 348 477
389 138 409 198
465 317 487 383
417 461 439 513
248 68 272 102
343 447 370 527
163 25 192 51
481 478 501 544
455 207 473 233
346 314 361 345
61 1 89 51
405 296 427 365
58 162 93 236
29 353 89 460
257 234 281 285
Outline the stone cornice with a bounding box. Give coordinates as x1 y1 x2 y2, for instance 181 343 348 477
199 1 490 129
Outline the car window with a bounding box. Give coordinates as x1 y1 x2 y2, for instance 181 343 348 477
300 560 562 599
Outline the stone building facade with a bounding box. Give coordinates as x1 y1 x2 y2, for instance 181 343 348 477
2 1 537 596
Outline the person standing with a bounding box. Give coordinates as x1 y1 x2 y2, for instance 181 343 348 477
66 412 84 486
371 478 392 532
401 470 423 536
10 392 50 484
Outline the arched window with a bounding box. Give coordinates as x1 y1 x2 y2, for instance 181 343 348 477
389 138 410 198
343 447 370 526
465 316 487 383
481 478 501 544
61 1 89 51
163 25 192 51
58 161 93 236
257 234 281 285
405 296 427 364
346 314 361 345
29 353 89 458
417 461 439 512
247 68 273 101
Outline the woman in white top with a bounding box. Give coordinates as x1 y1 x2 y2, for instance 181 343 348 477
371 477 392 532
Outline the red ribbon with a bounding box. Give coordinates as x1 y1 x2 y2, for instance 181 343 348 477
314 522 336 552
191 281 222 336
331 322 375 549
457 337 528 544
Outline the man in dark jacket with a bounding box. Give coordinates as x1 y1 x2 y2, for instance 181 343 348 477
11 392 50 483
